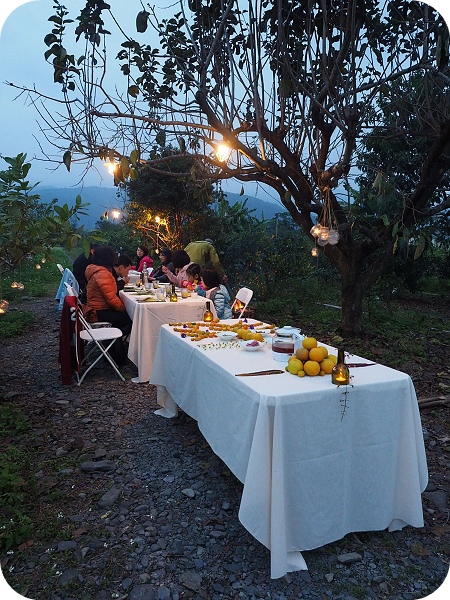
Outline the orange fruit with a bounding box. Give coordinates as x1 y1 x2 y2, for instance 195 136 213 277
297 370 305 377
302 337 318 350
320 358 335 374
304 360 321 376
295 347 309 361
327 354 338 365
287 358 303 375
236 328 247 339
250 332 264 342
309 346 327 362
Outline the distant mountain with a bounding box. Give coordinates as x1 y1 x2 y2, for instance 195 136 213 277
36 186 287 229
36 186 125 230
223 192 287 220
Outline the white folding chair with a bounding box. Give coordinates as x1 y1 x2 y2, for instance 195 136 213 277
64 284 125 385
230 287 253 319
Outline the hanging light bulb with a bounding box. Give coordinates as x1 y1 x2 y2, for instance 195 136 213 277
317 237 327 247
35 264 41 270
41 258 46 263
310 223 321 238
0 299 9 314
311 246 318 257
318 226 330 242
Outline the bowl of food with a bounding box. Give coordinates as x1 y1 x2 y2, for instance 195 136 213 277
240 340 265 351
217 331 238 341
255 328 273 338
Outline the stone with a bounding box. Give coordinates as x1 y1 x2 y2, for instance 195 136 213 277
179 570 202 591
337 552 363 564
98 486 122 508
80 460 116 472
128 585 157 600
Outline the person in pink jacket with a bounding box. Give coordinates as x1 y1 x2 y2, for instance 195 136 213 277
135 245 154 272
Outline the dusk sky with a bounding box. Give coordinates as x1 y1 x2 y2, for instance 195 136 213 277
1 0 449 198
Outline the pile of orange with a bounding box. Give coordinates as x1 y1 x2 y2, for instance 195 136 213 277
286 337 337 377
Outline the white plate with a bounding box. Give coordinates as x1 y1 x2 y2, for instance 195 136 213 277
255 329 272 338
217 331 238 340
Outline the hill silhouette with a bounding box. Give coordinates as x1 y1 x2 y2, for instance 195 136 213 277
36 186 287 230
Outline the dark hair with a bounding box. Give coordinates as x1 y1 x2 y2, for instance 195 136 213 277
137 244 148 255
171 249 191 270
159 247 172 263
93 245 117 268
115 254 133 267
201 266 221 289
90 242 100 250
186 263 201 282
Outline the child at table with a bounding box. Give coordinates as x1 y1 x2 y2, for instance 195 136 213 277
180 263 204 291
199 266 232 319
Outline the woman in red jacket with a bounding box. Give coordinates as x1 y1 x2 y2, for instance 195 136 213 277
85 245 132 365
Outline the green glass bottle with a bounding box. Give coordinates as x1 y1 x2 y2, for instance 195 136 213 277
170 284 178 302
331 348 350 385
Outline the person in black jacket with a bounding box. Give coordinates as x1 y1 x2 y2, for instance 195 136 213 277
151 247 175 283
113 254 133 294
72 243 99 304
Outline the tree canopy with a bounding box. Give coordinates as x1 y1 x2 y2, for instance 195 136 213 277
9 0 450 334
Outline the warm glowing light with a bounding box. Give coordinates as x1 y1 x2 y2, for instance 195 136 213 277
0 299 9 314
111 209 121 220
104 161 117 175
41 258 46 263
311 247 318 257
35 264 41 269
11 281 24 290
215 143 232 163
155 215 161 224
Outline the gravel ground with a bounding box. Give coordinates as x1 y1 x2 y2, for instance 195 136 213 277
0 296 449 600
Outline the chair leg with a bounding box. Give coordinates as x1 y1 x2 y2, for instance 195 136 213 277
77 340 125 386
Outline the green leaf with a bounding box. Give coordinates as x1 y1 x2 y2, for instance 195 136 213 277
414 236 427 260
63 151 71 172
179 137 186 153
44 33 58 47
136 10 149 33
130 149 140 166
121 157 130 178
239 186 244 196
127 85 140 98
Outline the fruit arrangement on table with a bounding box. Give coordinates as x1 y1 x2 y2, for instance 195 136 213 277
170 320 275 342
285 337 337 377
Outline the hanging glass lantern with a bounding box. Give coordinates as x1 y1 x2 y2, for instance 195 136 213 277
41 258 46 263
311 246 318 257
310 223 321 238
317 237 327 247
318 226 330 242
35 264 41 270
0 299 9 314
327 229 340 245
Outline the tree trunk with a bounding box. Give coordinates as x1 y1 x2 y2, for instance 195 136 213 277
340 275 366 337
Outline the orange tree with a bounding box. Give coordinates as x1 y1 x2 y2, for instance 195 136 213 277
10 0 450 335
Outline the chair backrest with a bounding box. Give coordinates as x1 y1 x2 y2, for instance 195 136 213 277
56 263 65 274
64 282 78 297
235 287 253 305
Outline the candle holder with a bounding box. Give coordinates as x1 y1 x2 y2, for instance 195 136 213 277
331 349 350 385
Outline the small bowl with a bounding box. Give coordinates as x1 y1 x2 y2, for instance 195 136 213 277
240 340 265 351
217 331 238 341
255 329 272 338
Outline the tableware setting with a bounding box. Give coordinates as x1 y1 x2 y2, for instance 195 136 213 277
239 339 266 351
217 331 238 341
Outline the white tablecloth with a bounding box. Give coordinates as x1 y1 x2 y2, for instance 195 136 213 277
120 291 214 382
149 321 428 578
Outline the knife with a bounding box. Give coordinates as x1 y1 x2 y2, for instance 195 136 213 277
236 369 285 376
346 363 376 367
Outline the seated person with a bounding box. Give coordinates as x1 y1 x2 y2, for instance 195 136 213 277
180 263 203 290
113 254 133 293
135 245 154 272
161 250 193 288
199 266 232 320
72 242 99 304
151 247 175 283
85 245 132 365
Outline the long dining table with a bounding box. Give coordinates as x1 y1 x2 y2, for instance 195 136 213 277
120 289 215 383
149 320 428 579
